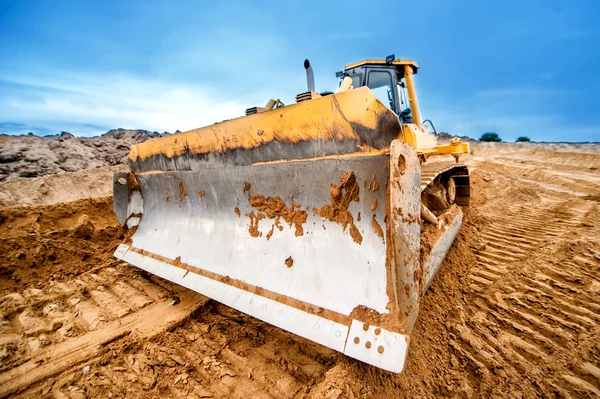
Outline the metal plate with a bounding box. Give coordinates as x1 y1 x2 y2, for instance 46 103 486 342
131 155 390 316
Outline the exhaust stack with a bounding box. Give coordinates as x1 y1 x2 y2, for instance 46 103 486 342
304 59 315 92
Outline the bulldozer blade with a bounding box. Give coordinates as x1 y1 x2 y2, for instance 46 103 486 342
112 172 143 228
114 141 463 373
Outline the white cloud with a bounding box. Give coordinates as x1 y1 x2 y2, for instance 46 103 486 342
0 71 274 136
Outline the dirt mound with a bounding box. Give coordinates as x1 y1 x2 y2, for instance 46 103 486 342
0 129 166 182
0 165 127 209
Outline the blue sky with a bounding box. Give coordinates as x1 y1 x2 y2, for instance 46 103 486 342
0 0 598 142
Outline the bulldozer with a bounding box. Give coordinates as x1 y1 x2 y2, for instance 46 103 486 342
112 55 470 373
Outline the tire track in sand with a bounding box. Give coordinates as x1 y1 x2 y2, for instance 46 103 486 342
469 201 584 292
452 156 600 397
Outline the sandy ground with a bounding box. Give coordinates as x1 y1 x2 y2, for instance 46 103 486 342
0 142 599 398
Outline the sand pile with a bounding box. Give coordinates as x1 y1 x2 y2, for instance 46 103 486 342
0 129 166 182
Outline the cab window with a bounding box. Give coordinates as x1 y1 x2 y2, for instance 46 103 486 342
350 74 362 89
397 78 412 123
367 71 394 110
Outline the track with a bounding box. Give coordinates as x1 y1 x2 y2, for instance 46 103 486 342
0 144 598 398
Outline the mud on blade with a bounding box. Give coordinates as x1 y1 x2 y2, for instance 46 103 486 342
113 142 464 373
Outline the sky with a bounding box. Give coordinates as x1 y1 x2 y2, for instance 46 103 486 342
0 0 598 142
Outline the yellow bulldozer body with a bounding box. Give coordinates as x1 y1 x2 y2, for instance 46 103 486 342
113 63 470 373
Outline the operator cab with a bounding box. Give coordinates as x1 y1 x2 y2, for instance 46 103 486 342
337 55 420 125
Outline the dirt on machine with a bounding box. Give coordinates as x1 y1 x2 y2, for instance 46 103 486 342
112 55 470 373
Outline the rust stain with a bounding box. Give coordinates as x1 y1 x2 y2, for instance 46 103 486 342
248 194 307 237
357 212 361 222
371 198 378 211
285 256 294 268
234 207 241 217
243 181 251 193
165 191 169 202
178 180 188 201
198 191 205 198
245 210 264 237
371 214 384 241
313 171 362 244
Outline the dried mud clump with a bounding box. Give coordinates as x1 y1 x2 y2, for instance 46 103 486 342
248 195 307 237
245 210 264 237
420 204 461 265
371 198 378 211
314 172 363 244
365 174 380 192
371 214 384 241
284 256 293 268
72 214 95 238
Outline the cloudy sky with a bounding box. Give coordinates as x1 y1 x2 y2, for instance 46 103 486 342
0 0 598 142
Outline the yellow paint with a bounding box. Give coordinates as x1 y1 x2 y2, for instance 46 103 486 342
403 65 421 127
130 87 395 162
401 124 417 148
401 122 470 156
431 142 470 156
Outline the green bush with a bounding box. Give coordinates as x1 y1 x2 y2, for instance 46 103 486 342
479 132 502 142
516 136 531 142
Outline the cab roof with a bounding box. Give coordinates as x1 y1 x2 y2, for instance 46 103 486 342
344 59 419 73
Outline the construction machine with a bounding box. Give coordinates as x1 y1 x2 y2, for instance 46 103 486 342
113 55 470 373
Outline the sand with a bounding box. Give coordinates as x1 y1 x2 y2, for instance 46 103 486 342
0 141 599 398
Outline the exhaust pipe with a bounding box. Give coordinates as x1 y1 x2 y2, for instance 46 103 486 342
304 59 315 92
